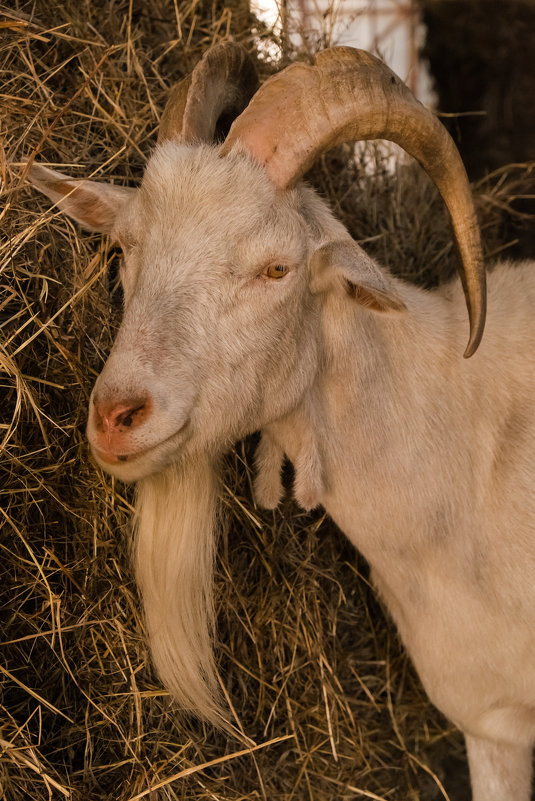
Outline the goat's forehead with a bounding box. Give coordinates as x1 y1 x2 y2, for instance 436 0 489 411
116 143 306 262
142 143 276 214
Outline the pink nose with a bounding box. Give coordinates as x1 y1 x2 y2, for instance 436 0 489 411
92 395 152 452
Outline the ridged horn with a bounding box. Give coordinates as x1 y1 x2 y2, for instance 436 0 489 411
222 47 486 358
158 42 259 144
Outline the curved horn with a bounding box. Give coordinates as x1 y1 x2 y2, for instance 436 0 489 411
158 42 259 145
222 48 486 358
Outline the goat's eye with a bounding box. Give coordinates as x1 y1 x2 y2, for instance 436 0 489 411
264 264 289 280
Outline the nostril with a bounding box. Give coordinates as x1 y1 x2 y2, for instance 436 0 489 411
93 395 152 434
116 405 144 428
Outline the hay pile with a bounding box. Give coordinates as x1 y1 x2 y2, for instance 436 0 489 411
1 3 532 800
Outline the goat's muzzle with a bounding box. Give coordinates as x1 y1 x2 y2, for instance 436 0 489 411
91 393 152 461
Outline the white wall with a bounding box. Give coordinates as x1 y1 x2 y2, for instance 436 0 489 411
252 0 434 104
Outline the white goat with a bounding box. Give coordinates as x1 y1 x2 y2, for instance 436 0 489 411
28 43 535 801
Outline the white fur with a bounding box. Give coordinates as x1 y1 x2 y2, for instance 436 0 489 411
135 452 223 723
253 431 284 509
30 141 535 800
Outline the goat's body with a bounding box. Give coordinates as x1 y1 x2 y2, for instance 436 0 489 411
31 127 535 798
264 262 535 754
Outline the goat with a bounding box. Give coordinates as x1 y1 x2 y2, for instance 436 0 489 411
28 42 535 801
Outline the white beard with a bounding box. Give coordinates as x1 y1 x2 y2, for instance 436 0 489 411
135 452 224 724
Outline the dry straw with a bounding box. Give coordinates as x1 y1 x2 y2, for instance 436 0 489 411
1 2 533 800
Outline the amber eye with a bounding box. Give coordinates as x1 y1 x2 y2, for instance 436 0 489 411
265 264 289 279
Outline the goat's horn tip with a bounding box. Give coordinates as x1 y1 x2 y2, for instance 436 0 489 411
463 322 486 359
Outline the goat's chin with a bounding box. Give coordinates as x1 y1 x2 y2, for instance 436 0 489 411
91 451 166 482
90 427 190 483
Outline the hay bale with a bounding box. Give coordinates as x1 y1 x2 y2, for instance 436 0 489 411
1 3 532 800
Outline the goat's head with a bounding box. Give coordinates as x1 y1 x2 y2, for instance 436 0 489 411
29 43 486 484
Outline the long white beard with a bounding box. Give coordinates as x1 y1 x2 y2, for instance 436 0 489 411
135 453 224 724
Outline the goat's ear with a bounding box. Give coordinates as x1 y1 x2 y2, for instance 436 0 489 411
310 239 406 312
27 164 135 233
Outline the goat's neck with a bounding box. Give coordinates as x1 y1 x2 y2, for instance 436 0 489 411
265 276 478 559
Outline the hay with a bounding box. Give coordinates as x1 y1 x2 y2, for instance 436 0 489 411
1 2 533 800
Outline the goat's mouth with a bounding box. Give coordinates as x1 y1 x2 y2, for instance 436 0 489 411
90 422 190 481
92 448 139 466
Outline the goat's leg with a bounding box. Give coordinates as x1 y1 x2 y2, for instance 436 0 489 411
465 733 533 801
